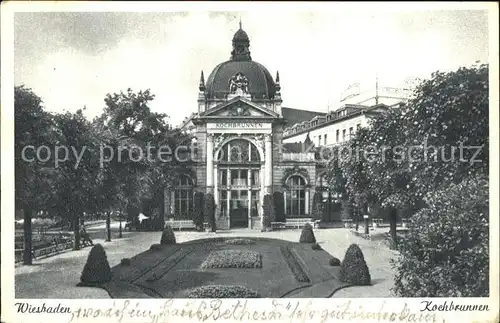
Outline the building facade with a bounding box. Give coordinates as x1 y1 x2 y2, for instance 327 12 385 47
165 24 412 229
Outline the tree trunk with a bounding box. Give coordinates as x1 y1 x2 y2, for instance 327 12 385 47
23 207 33 265
106 211 111 241
389 207 398 249
73 212 80 250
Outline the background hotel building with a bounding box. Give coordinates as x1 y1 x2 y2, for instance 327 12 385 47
168 24 414 229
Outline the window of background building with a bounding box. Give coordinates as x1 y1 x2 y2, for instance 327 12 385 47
324 134 327 145
349 127 353 138
357 123 361 130
342 129 346 141
336 130 339 142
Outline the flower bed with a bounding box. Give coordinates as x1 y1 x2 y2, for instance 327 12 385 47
187 285 260 298
280 246 310 282
225 239 255 245
200 250 262 269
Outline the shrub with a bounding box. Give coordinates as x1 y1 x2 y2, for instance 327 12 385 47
262 194 275 230
273 191 286 222
200 250 262 269
187 285 260 298
225 239 255 245
392 176 489 297
78 244 111 286
329 257 341 266
299 223 316 243
160 225 176 245
311 243 322 250
339 244 371 285
150 243 163 251
204 193 216 232
193 192 205 231
121 258 131 266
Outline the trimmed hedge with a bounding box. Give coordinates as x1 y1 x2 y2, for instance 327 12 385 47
121 258 131 266
160 225 176 245
200 250 262 269
78 244 111 286
150 243 163 251
329 257 341 266
193 192 205 231
299 223 316 243
311 243 322 250
187 285 260 298
339 244 371 285
204 193 216 232
272 191 286 222
262 194 275 230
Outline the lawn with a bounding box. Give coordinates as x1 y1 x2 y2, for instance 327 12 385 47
103 237 353 298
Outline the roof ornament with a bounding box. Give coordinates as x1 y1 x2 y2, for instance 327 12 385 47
199 70 205 91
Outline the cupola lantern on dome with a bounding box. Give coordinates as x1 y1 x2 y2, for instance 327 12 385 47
230 20 252 61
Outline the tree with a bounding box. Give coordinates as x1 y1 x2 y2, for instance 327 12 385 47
204 193 216 232
15 86 58 264
193 192 205 231
272 191 285 222
97 88 193 231
52 109 100 250
262 194 275 230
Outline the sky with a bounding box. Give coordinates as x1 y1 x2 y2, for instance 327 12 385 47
14 9 490 125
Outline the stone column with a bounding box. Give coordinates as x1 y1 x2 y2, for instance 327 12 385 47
247 169 252 228
264 134 273 194
206 134 214 192
305 188 310 215
214 164 219 205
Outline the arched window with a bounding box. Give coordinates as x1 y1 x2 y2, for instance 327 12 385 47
174 176 193 218
286 176 306 216
217 139 260 163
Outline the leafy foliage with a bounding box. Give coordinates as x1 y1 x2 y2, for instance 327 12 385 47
204 193 216 232
311 192 323 221
78 244 111 286
262 194 275 229
392 175 489 297
193 192 205 230
339 244 371 285
329 257 341 266
272 191 286 222
299 223 316 243
160 225 176 245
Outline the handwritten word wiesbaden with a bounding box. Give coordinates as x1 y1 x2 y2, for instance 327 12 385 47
68 300 441 323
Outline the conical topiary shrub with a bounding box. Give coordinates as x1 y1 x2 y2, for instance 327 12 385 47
160 225 176 245
339 243 371 285
299 223 316 243
77 244 111 287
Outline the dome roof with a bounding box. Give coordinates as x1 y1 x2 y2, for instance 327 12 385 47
205 60 276 100
204 22 276 100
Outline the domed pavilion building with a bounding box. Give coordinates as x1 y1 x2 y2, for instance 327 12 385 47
165 23 411 230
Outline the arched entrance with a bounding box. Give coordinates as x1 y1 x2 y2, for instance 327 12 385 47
216 138 262 228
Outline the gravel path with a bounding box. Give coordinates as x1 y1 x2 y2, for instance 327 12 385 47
15 226 397 298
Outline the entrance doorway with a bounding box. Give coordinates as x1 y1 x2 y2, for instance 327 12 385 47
216 138 262 229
